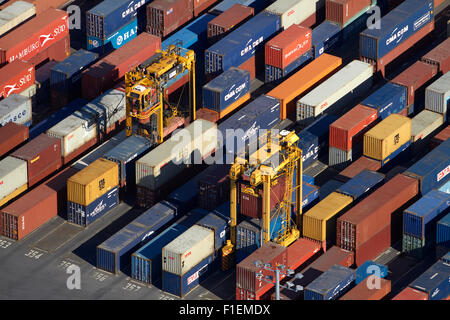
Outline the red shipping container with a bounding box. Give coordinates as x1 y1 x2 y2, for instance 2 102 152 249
81 32 161 100
196 108 220 123
422 38 450 74
336 156 381 181
340 277 391 300
0 0 69 14
391 61 438 106
0 60 35 99
11 133 62 188
236 243 287 299
337 174 418 252
0 123 29 158
299 12 316 29
286 238 322 271
26 34 70 67
193 0 218 16
1 184 57 240
326 0 372 26
330 104 378 151
430 125 450 149
265 25 312 69
354 224 391 266
207 4 254 41
0 8 68 65
238 56 256 80
146 0 194 37
392 287 428 300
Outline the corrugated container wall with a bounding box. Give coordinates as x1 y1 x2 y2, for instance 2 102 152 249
0 123 28 158
0 1 35 37
421 37 450 74
146 0 193 37
207 4 254 41
0 94 32 127
264 0 316 30
326 0 372 26
424 72 450 115
361 82 407 120
411 110 444 142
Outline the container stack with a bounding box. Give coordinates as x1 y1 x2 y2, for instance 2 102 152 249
0 94 32 127
408 260 450 300
424 72 450 122
436 212 450 259
304 264 355 300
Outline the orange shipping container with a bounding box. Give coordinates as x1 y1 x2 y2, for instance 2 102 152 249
267 53 342 120
340 277 391 300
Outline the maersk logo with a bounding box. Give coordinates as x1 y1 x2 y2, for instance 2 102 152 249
224 83 246 102
90 200 106 218
386 25 408 46
121 0 146 18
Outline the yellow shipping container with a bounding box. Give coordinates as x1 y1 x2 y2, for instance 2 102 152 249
0 183 27 207
302 192 353 242
67 158 119 206
363 114 411 161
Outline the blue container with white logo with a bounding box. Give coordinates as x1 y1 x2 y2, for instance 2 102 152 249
196 212 230 251
96 201 177 274
337 170 385 201
355 260 388 285
362 83 407 120
203 67 250 113
303 114 339 157
265 50 313 83
360 0 434 60
291 181 320 217
205 12 281 75
131 209 210 284
304 264 355 300
297 130 319 170
409 260 450 300
87 18 138 55
437 212 450 248
311 21 342 59
86 0 149 39
67 186 119 227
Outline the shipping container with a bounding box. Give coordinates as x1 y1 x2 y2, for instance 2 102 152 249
436 212 450 248
26 31 71 67
354 224 391 266
81 32 161 100
146 0 193 37
0 156 27 205
439 181 450 194
430 125 450 149
337 170 385 201
391 61 438 107
0 122 28 158
264 50 312 83
337 174 419 251
297 60 373 122
0 1 35 37
311 21 342 59
166 174 204 214
355 260 388 284
196 211 229 250
11 133 61 187
403 139 450 195
209 0 264 15
96 201 176 274
0 94 32 127
409 260 450 300
304 264 355 300
361 83 407 120
424 72 450 115
267 54 342 120
295 181 320 212
338 156 381 181
265 24 311 69
411 110 444 142
0 60 35 100
264 0 316 30
197 164 230 210
340 277 391 300
421 37 450 74
0 0 70 15
207 4 254 42
328 147 352 167
318 179 344 200
326 0 372 26
303 114 339 156
359 0 434 61
392 286 429 300
0 8 68 65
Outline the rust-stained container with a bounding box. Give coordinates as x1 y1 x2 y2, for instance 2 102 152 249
421 37 450 74
81 32 161 100
0 8 68 65
337 156 381 181
430 125 450 149
0 60 35 99
0 123 28 158
207 4 254 42
67 158 118 206
354 224 391 266
392 287 428 300
1 184 57 240
391 61 439 106
326 0 372 26
236 242 287 300
193 0 218 16
330 104 378 151
337 174 418 252
340 277 391 300
266 53 342 120
363 114 411 162
238 56 256 81
146 0 193 37
10 133 62 188
265 25 312 69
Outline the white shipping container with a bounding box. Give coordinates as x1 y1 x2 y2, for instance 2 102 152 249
47 114 97 157
0 94 32 126
297 60 373 121
0 156 27 200
425 72 450 115
329 147 352 167
0 1 36 37
264 0 316 29
162 225 214 276
411 110 444 142
136 119 218 190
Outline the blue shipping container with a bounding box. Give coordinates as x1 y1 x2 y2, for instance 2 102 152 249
103 135 151 188
265 50 312 83
381 140 411 166
360 0 434 60
439 180 450 194
202 67 250 112
403 190 450 239
303 114 339 156
87 18 138 55
403 139 450 195
355 260 388 285
67 186 119 227
86 0 149 39
196 212 230 251
297 130 319 170
362 83 407 120
205 12 281 74
131 209 210 284
50 50 99 92
319 180 344 200
337 170 385 201
209 0 260 15
96 201 177 274
311 21 342 59
303 174 314 185
442 251 450 264
304 264 355 300
291 182 320 216
409 260 450 300
437 212 450 248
